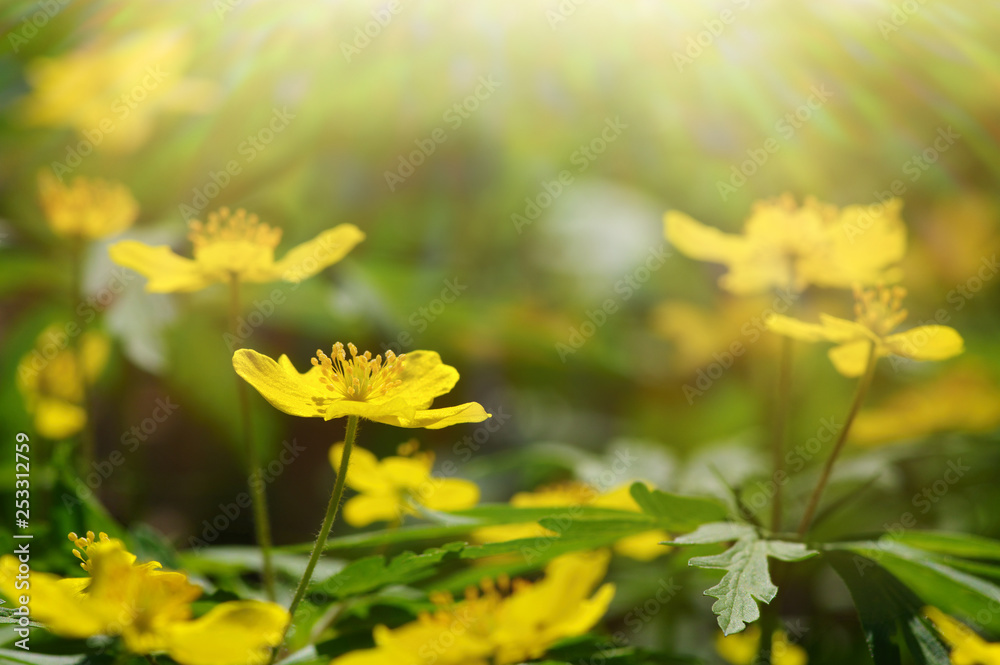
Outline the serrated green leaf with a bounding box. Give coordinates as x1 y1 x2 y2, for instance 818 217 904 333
668 521 755 545
677 526 816 635
629 483 729 532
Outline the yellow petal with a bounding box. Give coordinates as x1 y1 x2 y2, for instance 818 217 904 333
924 607 1000 665
716 625 761 665
612 530 671 561
271 224 366 283
418 478 481 512
772 630 808 665
232 350 326 418
330 443 394 494
767 314 834 343
165 601 289 665
0 556 109 639
378 456 434 489
323 396 417 423
885 326 964 362
817 314 872 343
344 494 403 527
34 398 87 439
109 240 213 293
383 350 460 408
828 339 875 377
664 211 747 264
384 402 492 429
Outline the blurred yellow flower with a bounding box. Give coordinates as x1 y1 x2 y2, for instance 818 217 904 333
767 285 963 377
233 343 491 428
472 481 669 561
0 532 288 665
16 326 109 439
665 195 905 294
330 551 615 665
853 366 1000 446
925 607 1000 665
38 171 138 239
22 31 218 153
650 297 781 375
716 625 807 665
109 207 365 292
329 440 479 526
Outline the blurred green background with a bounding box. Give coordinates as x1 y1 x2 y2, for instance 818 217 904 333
1 0 1000 660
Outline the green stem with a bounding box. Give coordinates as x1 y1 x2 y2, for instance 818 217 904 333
70 240 95 478
770 337 793 532
270 414 359 664
230 275 276 601
796 344 879 538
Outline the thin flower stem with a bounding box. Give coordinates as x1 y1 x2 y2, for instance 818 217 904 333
270 414 359 664
770 336 793 532
796 344 879 538
229 275 276 601
70 240 95 477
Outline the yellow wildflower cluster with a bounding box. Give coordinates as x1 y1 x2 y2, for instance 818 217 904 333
331 551 615 665
0 533 288 665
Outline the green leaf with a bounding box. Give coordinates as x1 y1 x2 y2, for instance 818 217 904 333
312 543 465 600
826 551 950 665
672 523 816 634
891 531 1000 561
834 540 1000 635
629 483 729 532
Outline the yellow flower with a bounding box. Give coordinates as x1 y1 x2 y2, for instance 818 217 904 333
21 31 218 152
716 625 807 665
233 342 490 428
330 551 615 665
925 607 1000 665
110 207 364 292
329 440 480 526
665 195 905 294
767 285 963 377
16 326 109 439
0 532 288 665
853 366 1000 446
472 481 669 561
38 171 138 239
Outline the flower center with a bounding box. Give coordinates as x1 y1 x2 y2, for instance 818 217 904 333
312 342 406 401
854 284 908 336
187 207 282 251
68 530 111 572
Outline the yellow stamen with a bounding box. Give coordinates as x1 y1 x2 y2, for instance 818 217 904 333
312 342 406 401
853 284 908 336
188 207 282 250
67 530 111 571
